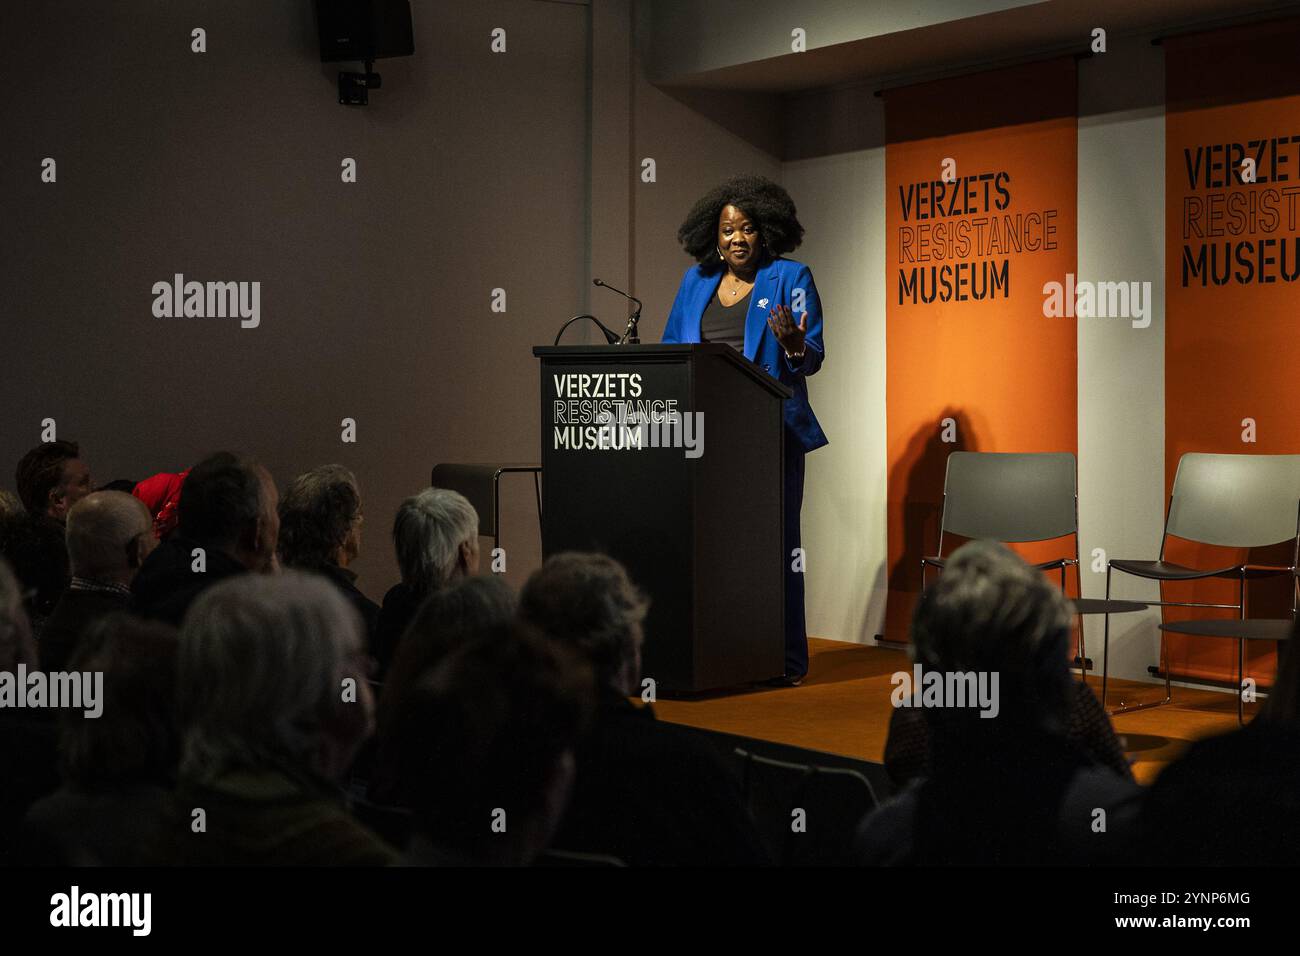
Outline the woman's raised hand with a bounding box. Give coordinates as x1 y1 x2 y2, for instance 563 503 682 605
767 304 807 356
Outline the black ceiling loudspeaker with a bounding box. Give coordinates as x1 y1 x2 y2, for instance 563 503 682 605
315 0 414 63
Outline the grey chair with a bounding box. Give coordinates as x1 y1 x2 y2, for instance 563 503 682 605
920 452 1084 668
734 748 877 867
1101 453 1300 721
429 463 542 554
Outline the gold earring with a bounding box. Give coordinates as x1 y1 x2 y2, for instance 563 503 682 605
717 246 724 260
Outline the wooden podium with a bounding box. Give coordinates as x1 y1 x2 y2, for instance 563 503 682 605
532 343 791 692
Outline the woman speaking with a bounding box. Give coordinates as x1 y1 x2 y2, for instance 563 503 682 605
662 175 827 685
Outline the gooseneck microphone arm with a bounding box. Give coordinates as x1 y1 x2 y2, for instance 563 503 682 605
593 279 642 345
553 313 621 347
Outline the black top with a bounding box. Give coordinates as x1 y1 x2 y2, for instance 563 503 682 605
298 562 382 652
883 680 1134 788
373 582 423 681
700 288 750 354
1141 720 1300 865
40 587 131 672
857 731 1141 865
550 687 768 866
0 709 59 861
130 535 248 627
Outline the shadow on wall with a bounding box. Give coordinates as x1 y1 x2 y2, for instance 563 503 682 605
883 407 977 643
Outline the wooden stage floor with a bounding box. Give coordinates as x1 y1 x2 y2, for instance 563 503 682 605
653 638 1244 785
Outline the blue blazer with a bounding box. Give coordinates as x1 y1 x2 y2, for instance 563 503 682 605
662 256 828 453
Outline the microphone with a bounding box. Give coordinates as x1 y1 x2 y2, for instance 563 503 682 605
593 278 642 344
552 313 620 347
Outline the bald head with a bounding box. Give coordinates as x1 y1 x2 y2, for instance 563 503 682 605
66 490 156 585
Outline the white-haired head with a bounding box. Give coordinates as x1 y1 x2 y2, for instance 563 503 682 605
392 488 479 596
177 570 374 784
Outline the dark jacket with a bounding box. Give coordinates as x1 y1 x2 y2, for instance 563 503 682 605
307 562 381 648
1140 720 1300 865
0 710 59 863
858 730 1140 866
25 784 173 866
0 513 70 632
131 535 249 627
884 680 1133 787
552 688 768 866
373 582 422 681
40 587 131 672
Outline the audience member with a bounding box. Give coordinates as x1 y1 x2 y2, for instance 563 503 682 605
131 452 279 627
0 489 20 523
15 440 92 521
277 465 379 645
133 468 190 540
855 540 1140 865
370 574 516 805
2 439 91 634
884 674 1133 787
0 510 70 636
25 614 180 865
40 491 156 672
170 571 396 865
0 558 59 861
1138 620 1300 864
519 551 768 865
373 488 479 679
391 625 592 865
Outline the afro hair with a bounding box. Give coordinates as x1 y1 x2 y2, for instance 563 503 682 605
677 175 804 273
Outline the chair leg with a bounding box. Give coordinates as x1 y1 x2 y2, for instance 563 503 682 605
1237 574 1246 726
1078 623 1088 683
1155 573 1172 709
1160 611 1173 707
1106 566 1172 716
1101 566 1112 711
493 473 502 557
1060 564 1082 676
1076 560 1087 682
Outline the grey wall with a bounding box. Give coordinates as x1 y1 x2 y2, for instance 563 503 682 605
782 86 889 647
629 2 782 339
645 0 1043 79
1076 34 1167 681
0 0 591 598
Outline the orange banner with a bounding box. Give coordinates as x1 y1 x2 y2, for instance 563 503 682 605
882 58 1079 643
1163 19 1300 683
